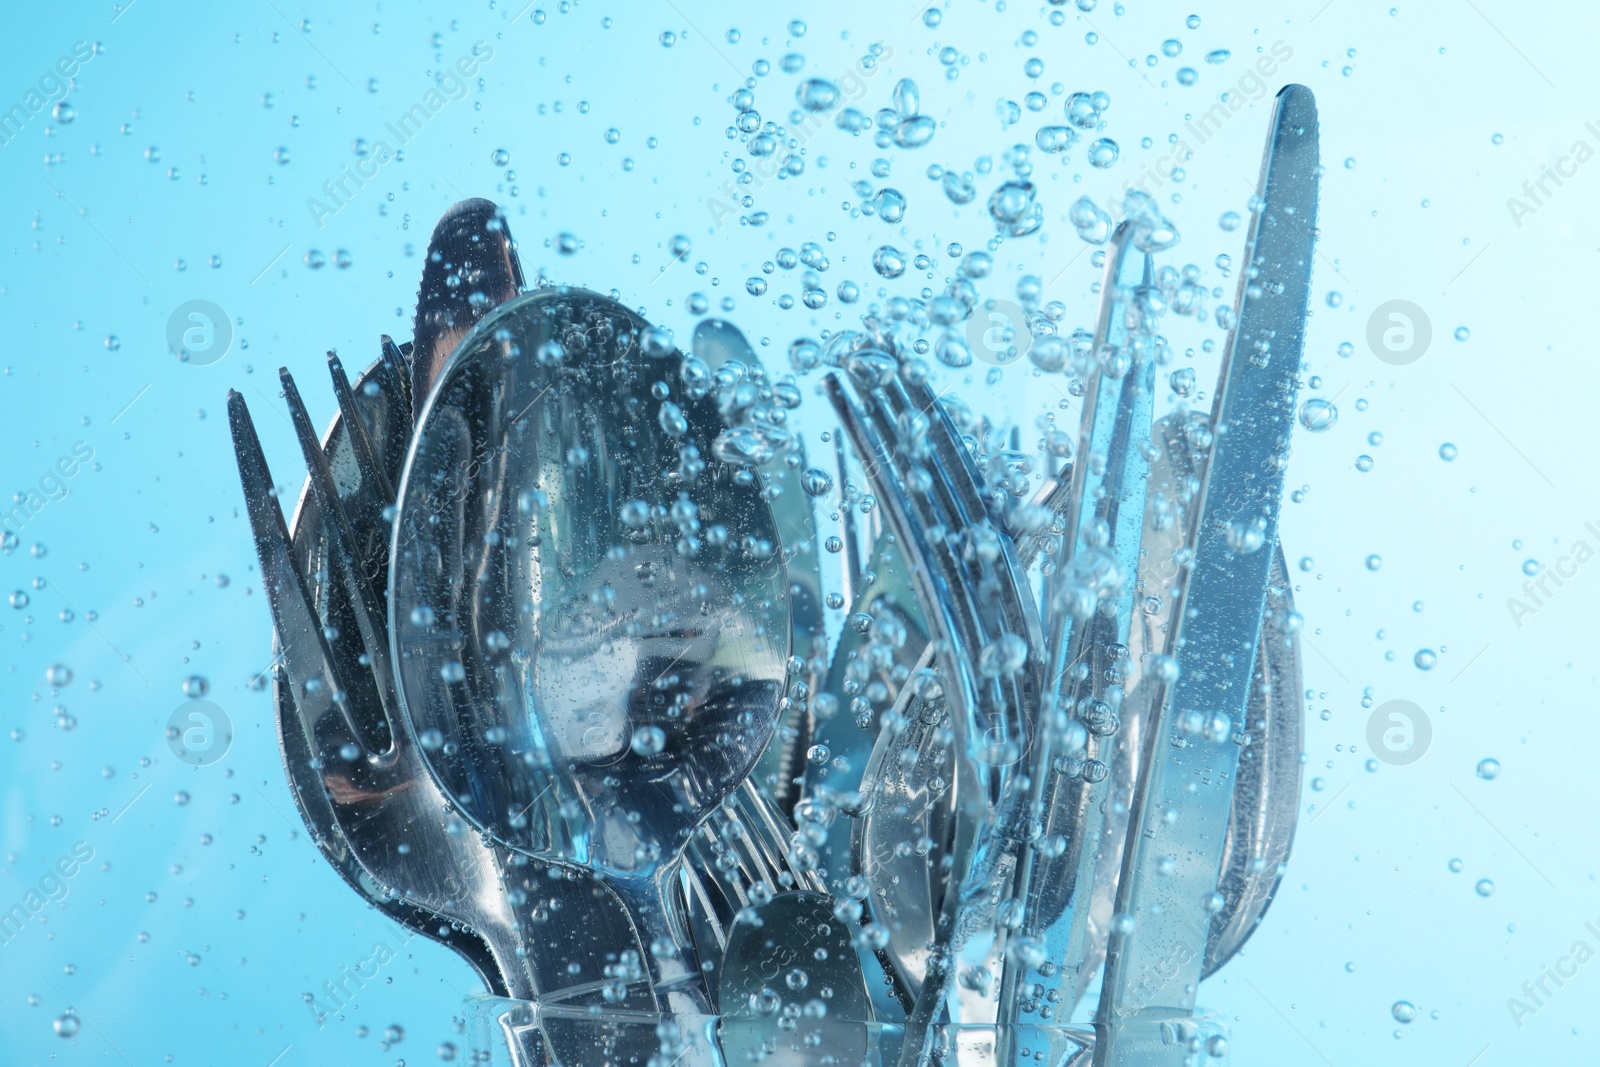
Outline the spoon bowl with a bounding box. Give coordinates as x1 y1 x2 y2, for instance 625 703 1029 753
390 286 790 1006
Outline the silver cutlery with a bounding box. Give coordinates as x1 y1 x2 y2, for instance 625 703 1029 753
388 285 791 1014
684 317 830 819
719 890 873 1066
1000 220 1158 1037
1136 413 1305 981
824 363 1044 1063
231 391 630 1020
263 346 505 995
226 67 1321 1062
231 198 657 1024
410 197 526 413
1092 83 1318 1065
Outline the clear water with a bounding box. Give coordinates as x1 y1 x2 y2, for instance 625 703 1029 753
2 2 1594 1064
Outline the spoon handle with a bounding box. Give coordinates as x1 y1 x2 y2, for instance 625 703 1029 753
609 865 715 1016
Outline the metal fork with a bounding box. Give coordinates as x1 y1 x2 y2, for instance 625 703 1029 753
824 360 1045 1064
273 347 506 996
232 382 653 1013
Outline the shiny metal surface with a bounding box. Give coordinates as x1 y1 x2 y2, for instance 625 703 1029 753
718 891 873 1066
222 159 1314 1063
824 366 1044 1065
810 524 929 1019
390 286 790 1012
1094 84 1319 1065
410 197 526 415
265 350 505 995
1205 543 1302 976
1001 223 1156 1035
232 383 650 1018
1033 411 1305 1033
232 199 657 1033
1145 414 1305 979
681 780 824 995
851 641 940 999
685 317 827 823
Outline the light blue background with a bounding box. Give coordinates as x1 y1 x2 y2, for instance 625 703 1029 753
1 1 1594 1063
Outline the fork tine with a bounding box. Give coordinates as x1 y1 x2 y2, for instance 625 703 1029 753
823 373 981 759
834 369 1038 807
887 378 1045 661
379 334 412 408
227 391 367 745
327 352 395 508
841 381 985 642
677 859 732 983
835 432 864 609
1017 472 1075 570
736 781 822 893
871 379 1040 779
377 335 415 469
872 376 1044 1063
890 379 992 527
279 367 396 753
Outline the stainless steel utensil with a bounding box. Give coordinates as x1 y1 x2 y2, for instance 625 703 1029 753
824 365 1044 1064
1009 409 1305 1036
808 490 930 1018
231 383 651 1018
239 197 820 1036
850 641 939 1000
410 197 525 414
273 348 505 995
682 780 825 1000
1132 412 1305 980
389 285 791 1013
999 222 1158 1033
719 890 874 1066
230 201 663 1067
685 317 829 820
1093 84 1318 1066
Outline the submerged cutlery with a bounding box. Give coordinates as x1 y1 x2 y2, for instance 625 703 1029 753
719 890 873 1065
236 200 826 1050
1137 414 1305 981
689 318 829 823
410 197 526 414
1000 221 1158 1038
825 362 1044 1064
1093 84 1318 1065
389 286 791 1013
233 377 655 1017
225 64 1320 1058
269 350 505 995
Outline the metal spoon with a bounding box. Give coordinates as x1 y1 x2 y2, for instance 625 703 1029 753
235 369 658 1005
687 317 827 820
390 286 791 1014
